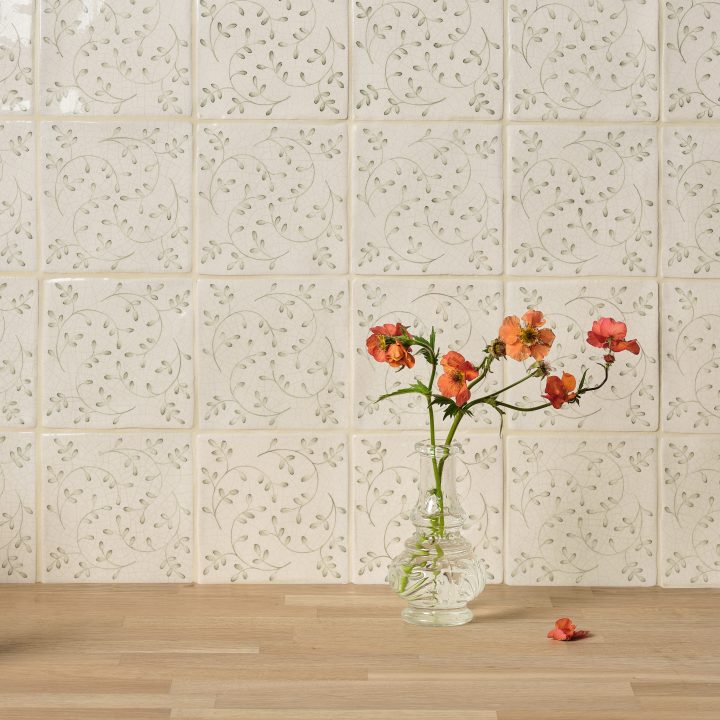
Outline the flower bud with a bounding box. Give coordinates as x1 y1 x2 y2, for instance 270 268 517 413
487 338 506 359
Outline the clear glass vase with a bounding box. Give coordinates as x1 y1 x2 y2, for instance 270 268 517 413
387 442 486 626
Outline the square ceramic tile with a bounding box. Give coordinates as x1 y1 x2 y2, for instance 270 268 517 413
508 126 658 276
352 124 503 275
40 0 191 115
198 0 348 118
0 1 33 112
41 121 192 272
352 433 503 584
0 121 35 270
664 2 720 119
352 0 503 119
42 433 192 582
198 279 348 429
506 435 658 586
43 279 194 428
663 128 720 276
353 279 503 429
0 278 36 426
662 281 720 432
0 433 35 582
508 0 659 120
505 280 658 430
198 433 348 582
198 124 347 274
661 438 720 586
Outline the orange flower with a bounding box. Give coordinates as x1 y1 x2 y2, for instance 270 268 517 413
498 310 555 362
437 351 479 406
586 317 640 356
386 341 415 369
547 617 590 641
366 323 414 368
542 372 577 409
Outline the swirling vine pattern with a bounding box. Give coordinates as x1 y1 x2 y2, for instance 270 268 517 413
0 2 33 112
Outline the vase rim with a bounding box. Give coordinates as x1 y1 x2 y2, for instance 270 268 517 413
414 441 462 458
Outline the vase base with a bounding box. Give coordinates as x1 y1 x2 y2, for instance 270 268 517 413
401 606 473 627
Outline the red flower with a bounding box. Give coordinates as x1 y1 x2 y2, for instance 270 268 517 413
542 372 577 409
587 318 640 356
547 617 590 641
437 351 479 406
366 324 414 368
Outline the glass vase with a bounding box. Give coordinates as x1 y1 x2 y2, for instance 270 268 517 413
387 442 486 626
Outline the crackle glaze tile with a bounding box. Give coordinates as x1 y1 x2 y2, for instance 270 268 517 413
662 281 720 432
0 121 35 270
664 1 720 119
353 279 503 429
508 126 658 276
505 280 659 431
506 435 658 586
198 433 348 582
198 279 348 429
0 1 33 112
41 433 193 582
40 0 192 115
0 278 36 427
198 0 348 119
661 438 720 586
352 433 503 584
43 279 194 428
197 124 347 274
352 0 503 119
663 128 720 277
41 121 192 272
0 433 35 582
508 0 659 120
352 124 502 275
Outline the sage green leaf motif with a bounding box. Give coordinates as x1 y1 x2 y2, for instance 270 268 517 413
198 124 346 274
352 433 502 583
508 0 658 119
0 433 35 582
353 279 502 428
42 434 193 582
0 122 35 269
43 279 194 428
199 279 348 428
0 279 36 426
507 436 657 585
664 0 720 119
506 280 658 430
661 438 720 586
0 1 33 112
198 434 348 582
353 0 503 118
352 124 503 275
663 128 720 277
40 0 191 115
42 122 192 272
198 0 348 118
508 126 657 276
663 284 720 432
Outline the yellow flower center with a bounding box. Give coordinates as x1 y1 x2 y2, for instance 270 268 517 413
519 326 539 345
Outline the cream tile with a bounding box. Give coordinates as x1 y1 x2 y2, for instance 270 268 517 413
505 280 658 430
43 279 194 428
352 433 503 584
197 432 348 582
352 124 502 275
353 278 503 429
508 126 658 276
41 121 192 272
40 0 191 115
198 0 348 118
198 279 348 429
197 124 347 274
0 432 35 582
508 0 659 120
0 1 33 112
506 435 658 586
41 433 193 582
352 0 503 119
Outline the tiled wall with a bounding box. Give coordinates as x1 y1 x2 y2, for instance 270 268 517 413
0 1 719 587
